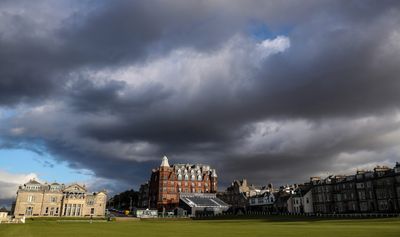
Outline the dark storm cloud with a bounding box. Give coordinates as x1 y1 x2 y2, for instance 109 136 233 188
0 0 241 105
1 0 400 190
60 0 243 64
66 78 172 113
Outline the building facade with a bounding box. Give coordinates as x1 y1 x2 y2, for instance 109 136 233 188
218 179 256 213
148 156 218 210
13 180 107 217
288 185 313 213
311 163 400 213
0 207 9 222
219 179 276 213
138 182 149 208
248 191 275 211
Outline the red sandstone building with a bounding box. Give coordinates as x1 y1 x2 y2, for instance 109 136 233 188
148 156 218 210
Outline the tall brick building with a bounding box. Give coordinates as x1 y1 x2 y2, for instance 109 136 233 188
148 156 218 210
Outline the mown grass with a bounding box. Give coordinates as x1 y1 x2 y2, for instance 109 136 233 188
0 216 399 237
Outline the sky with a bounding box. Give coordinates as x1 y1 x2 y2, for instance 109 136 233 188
1 0 400 207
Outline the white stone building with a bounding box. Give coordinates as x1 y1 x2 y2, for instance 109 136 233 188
13 180 107 218
0 207 9 223
289 185 313 213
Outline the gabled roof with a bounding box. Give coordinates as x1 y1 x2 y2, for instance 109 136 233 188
0 207 8 212
64 183 87 192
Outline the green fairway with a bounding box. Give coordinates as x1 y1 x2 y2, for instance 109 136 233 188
1 217 400 237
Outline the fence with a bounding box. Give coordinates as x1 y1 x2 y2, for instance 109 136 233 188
193 211 400 220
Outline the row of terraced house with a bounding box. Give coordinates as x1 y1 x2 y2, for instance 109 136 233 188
218 162 400 214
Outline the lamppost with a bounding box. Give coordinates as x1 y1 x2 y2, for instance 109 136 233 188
129 196 133 213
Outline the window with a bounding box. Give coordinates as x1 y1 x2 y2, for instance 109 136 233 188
72 204 77 216
76 204 81 216
198 183 201 187
90 208 95 215
197 175 202 181
27 195 34 203
178 174 182 180
66 204 71 216
63 204 67 216
51 196 57 203
45 207 49 214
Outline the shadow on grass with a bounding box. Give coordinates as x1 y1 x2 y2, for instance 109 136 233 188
193 215 400 223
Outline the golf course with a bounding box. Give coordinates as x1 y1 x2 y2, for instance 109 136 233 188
0 217 399 237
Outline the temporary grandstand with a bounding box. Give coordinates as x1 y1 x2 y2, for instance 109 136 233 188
179 193 229 216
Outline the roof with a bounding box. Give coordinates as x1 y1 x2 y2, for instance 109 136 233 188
251 191 273 198
160 156 170 167
26 179 41 185
0 207 8 212
180 194 229 208
64 183 87 192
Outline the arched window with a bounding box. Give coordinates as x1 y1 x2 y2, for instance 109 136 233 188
184 174 189 181
178 174 182 180
197 175 202 181
191 175 195 181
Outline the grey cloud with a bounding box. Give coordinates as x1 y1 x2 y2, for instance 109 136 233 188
1 1 400 190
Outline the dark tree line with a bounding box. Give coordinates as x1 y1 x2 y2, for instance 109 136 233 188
107 189 140 210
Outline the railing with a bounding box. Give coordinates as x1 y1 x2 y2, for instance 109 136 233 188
193 211 400 220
